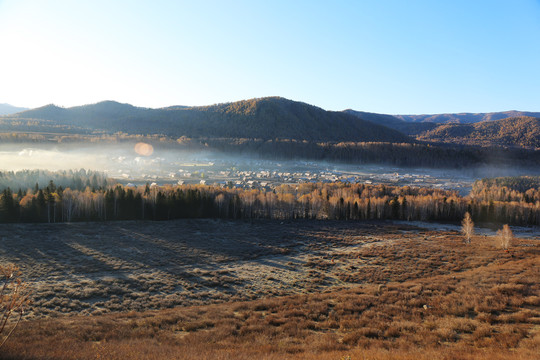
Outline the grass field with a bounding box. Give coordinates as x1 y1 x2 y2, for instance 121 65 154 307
1 219 539 359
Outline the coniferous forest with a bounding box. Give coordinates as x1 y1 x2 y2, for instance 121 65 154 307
1 173 538 226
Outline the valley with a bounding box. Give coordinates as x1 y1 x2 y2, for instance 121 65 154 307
2 143 538 196
2 2 539 358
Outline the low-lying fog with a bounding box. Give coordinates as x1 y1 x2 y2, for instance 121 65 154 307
1 143 538 194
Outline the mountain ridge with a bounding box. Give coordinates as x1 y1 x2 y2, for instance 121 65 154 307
3 97 539 149
10 99 538 126
394 110 540 123
0 103 29 116
5 97 412 143
416 116 540 148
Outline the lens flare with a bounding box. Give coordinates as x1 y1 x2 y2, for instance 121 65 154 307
134 142 154 156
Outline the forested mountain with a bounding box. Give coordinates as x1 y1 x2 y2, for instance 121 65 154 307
8 98 540 146
12 101 154 131
343 110 437 135
416 116 540 148
345 109 540 132
0 103 28 115
4 98 540 164
345 109 540 149
394 110 540 124
7 97 411 143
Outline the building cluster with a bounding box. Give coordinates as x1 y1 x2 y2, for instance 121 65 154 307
108 157 470 194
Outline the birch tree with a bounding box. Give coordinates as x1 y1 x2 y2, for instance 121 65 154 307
461 212 474 244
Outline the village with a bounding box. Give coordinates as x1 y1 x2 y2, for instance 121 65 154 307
110 155 474 195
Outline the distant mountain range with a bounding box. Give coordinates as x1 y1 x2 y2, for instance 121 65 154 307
416 116 540 148
0 103 28 116
345 110 540 148
343 110 438 135
5 97 410 143
395 111 540 123
1 97 539 149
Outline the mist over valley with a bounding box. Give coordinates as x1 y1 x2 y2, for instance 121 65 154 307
2 0 540 357
2 141 539 197
2 1 540 358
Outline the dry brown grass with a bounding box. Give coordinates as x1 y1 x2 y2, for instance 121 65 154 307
1 219 539 359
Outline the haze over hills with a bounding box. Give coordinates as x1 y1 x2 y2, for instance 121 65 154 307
6 97 411 143
0 103 28 116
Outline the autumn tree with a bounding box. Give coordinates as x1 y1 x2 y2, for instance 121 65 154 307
497 224 514 250
461 212 474 244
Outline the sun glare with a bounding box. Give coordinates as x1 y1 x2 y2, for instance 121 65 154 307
134 142 154 156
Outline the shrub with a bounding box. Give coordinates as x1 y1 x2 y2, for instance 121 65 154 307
497 224 514 250
461 212 474 244
0 264 31 348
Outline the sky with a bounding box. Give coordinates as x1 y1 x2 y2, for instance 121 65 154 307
0 0 539 114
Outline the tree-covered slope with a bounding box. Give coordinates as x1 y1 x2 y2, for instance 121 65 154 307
395 111 540 124
9 99 540 149
0 103 28 115
7 97 412 143
416 116 540 148
343 109 437 135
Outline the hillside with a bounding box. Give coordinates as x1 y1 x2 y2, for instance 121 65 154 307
345 110 540 149
417 116 540 148
0 103 28 115
4 99 540 162
395 110 540 124
344 109 437 135
6 97 412 143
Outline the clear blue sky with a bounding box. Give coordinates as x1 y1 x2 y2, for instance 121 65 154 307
0 0 539 114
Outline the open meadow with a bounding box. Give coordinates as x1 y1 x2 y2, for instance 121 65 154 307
1 219 539 359
3 1 540 358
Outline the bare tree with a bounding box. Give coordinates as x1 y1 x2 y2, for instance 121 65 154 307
497 224 514 250
214 193 226 217
461 212 474 244
0 264 30 349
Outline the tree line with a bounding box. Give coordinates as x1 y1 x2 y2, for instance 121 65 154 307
0 169 111 192
471 176 540 203
0 180 538 226
203 138 540 169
